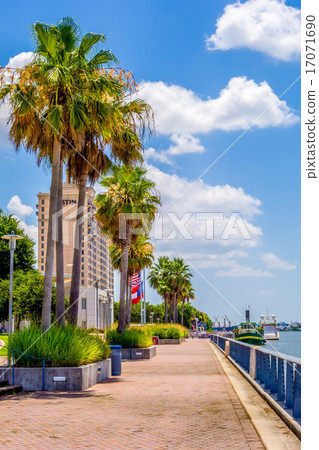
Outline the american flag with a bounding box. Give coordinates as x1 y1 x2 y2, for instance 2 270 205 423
131 273 143 305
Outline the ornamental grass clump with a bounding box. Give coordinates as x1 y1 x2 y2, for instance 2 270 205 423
106 328 152 348
147 324 189 339
8 326 110 367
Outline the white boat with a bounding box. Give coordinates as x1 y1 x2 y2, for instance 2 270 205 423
260 313 280 340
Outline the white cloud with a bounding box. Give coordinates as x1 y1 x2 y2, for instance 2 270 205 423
145 163 263 275
7 195 33 220
144 147 175 166
6 51 34 69
206 0 300 62
0 52 34 149
13 217 38 242
166 134 205 155
147 163 262 217
257 289 276 296
262 252 296 270
145 133 205 165
6 195 37 242
139 77 298 137
215 266 274 277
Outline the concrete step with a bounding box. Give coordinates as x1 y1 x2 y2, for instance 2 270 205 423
0 379 9 388
0 384 22 397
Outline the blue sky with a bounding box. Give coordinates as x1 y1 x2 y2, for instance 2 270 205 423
0 0 301 323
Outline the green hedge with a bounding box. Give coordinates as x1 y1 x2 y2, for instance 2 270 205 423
147 324 189 339
8 326 110 367
107 328 153 349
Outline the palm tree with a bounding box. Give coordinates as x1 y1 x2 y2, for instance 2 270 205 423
164 258 191 323
95 165 161 333
66 98 152 324
0 17 91 330
110 235 154 327
148 256 193 324
0 18 151 330
180 284 195 326
148 256 172 323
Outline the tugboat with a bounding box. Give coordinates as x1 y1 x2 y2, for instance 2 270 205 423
260 312 280 340
233 309 265 345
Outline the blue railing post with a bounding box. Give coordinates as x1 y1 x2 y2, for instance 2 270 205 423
256 351 262 382
293 365 301 419
211 338 301 423
42 359 46 391
286 362 294 409
270 355 277 393
264 354 271 390
277 358 285 401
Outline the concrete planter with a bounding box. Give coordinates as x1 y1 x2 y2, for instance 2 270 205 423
0 358 111 391
121 346 156 360
158 338 185 345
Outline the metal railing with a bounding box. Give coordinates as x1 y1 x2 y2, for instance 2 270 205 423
210 335 301 421
0 345 49 391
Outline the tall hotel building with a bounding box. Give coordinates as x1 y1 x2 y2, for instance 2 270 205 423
37 180 114 329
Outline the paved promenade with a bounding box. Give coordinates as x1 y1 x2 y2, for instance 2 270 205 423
0 340 267 449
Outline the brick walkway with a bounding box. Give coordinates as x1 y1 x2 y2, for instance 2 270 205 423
0 340 264 449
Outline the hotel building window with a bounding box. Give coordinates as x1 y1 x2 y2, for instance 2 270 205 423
81 298 87 310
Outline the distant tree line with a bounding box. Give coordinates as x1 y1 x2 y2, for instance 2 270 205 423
113 301 213 330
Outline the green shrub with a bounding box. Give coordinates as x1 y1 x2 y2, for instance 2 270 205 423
0 333 8 356
106 328 153 348
148 325 167 339
146 324 189 339
166 327 181 339
8 326 110 367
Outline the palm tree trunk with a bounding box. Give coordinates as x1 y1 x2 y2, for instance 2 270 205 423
164 296 168 323
169 296 172 322
173 292 176 323
69 170 88 324
56 159 65 325
181 299 185 326
175 298 179 324
118 234 130 333
125 274 132 328
42 138 61 332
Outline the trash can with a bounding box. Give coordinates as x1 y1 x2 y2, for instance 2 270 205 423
110 345 122 376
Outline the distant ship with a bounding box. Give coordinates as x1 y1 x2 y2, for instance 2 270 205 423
260 313 280 340
233 309 265 345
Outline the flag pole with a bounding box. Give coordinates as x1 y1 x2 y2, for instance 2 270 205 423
144 269 146 324
140 272 143 326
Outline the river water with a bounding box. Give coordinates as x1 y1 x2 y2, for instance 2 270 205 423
264 331 301 358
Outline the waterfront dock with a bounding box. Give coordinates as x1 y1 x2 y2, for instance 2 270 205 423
0 340 299 449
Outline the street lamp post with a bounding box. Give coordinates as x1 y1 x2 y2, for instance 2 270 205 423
1 231 24 335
